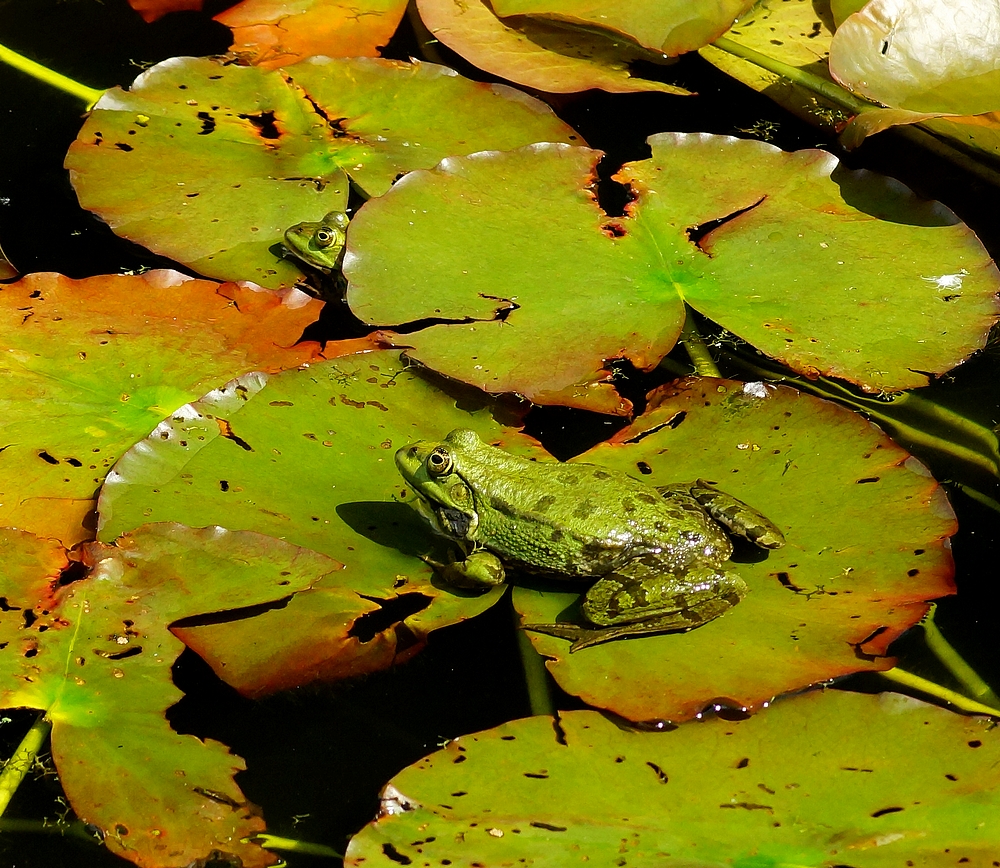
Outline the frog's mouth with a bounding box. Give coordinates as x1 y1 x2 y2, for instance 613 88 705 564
411 494 478 541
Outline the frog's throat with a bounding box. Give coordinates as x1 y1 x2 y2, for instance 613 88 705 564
412 495 478 541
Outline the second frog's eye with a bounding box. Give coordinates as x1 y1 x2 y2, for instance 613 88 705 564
427 446 453 475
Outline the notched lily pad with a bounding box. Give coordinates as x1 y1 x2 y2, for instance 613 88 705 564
66 55 581 289
0 270 326 545
1 523 336 868
346 134 999 412
513 377 956 722
97 349 542 695
345 691 1000 867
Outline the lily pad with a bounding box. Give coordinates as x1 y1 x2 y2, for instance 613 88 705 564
218 0 409 68
513 377 956 722
345 690 1000 867
345 134 999 413
415 0 689 95
2 523 338 868
830 0 1000 115
490 0 756 56
0 271 326 545
97 350 540 695
65 55 580 289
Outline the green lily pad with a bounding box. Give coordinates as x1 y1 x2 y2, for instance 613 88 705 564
344 690 1000 867
65 55 581 289
346 135 999 413
97 350 539 695
0 271 325 545
415 0 691 95
830 0 1000 115
2 523 338 868
490 0 756 56
512 377 956 722
218 0 409 69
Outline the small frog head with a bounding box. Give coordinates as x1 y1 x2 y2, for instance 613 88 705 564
395 429 482 543
283 210 350 272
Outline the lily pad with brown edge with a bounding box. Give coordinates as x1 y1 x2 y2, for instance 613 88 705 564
218 0 409 69
0 270 332 546
512 377 956 723
1 523 339 868
415 0 691 95
490 0 756 56
345 134 999 414
65 56 581 290
344 690 1000 867
96 350 542 696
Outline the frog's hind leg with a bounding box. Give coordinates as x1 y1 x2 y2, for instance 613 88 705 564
659 481 785 549
524 567 748 652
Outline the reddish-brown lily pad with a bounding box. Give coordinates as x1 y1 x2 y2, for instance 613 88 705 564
0 271 329 545
1 523 337 868
512 377 957 722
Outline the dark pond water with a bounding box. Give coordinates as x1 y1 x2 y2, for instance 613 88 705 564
0 1 998 865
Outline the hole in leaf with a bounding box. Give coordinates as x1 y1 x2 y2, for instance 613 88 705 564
348 594 432 642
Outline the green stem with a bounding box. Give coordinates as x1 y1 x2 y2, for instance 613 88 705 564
515 610 556 717
0 42 104 107
950 482 1000 513
721 351 1000 478
711 35 870 115
250 833 342 858
921 605 1000 707
0 714 52 817
880 668 1000 716
679 313 721 378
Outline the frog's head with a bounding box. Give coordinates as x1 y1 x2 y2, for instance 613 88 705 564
395 429 483 543
283 210 350 272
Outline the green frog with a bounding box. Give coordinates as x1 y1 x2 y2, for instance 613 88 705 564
283 210 350 273
396 428 784 652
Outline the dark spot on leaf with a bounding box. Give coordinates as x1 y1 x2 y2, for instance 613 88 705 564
524 772 548 779
719 802 773 812
871 806 904 818
968 740 982 748
736 757 749 769
636 461 652 474
501 735 516 741
601 221 626 238
530 822 566 832
381 843 411 864
450 791 467 797
220 480 229 492
38 451 59 465
115 824 128 836
646 762 668 783
239 110 280 139
945 773 958 781
907 568 919 576
856 477 880 484
65 457 82 467
114 142 133 152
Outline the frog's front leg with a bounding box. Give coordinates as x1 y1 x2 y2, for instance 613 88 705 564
426 547 506 590
525 563 748 652
659 481 785 549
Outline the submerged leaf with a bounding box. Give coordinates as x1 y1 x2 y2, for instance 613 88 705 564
97 350 536 695
0 271 325 545
66 56 579 288
513 378 956 721
345 691 1000 866
1 523 336 868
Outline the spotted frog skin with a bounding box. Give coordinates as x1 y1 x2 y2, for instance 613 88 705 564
283 210 350 273
395 429 785 651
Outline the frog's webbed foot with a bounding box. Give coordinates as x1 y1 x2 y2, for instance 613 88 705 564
658 480 785 549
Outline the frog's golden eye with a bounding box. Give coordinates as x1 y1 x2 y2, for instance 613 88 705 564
315 228 336 248
427 447 453 475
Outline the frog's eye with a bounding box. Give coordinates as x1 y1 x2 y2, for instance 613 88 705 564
314 228 337 248
427 447 453 476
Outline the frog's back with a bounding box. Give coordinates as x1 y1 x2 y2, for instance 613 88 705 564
466 451 718 576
